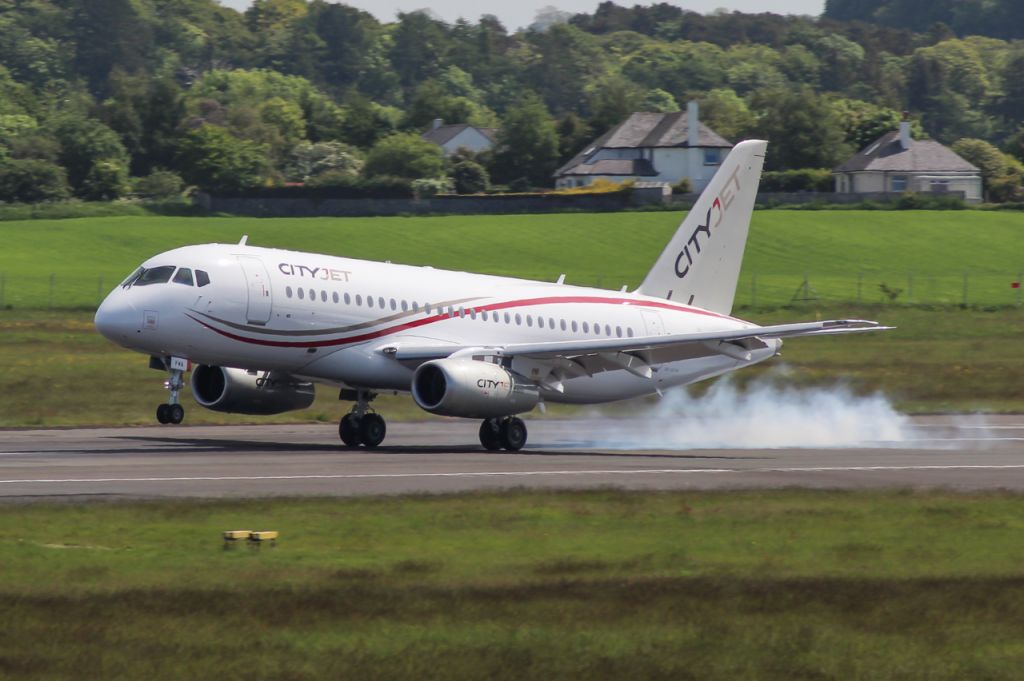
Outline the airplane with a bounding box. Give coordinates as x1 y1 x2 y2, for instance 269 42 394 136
94 140 887 450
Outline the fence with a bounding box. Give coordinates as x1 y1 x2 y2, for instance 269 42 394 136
1 271 1022 311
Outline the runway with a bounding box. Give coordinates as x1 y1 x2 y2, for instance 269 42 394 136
1 415 1023 501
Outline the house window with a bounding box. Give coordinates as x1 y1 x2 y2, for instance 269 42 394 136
703 149 722 165
929 180 949 193
891 175 908 192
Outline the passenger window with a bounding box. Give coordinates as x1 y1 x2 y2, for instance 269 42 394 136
482 310 489 321
195 270 211 287
504 312 511 324
321 291 327 302
173 268 194 286
616 326 622 338
390 298 397 311
537 317 543 329
582 322 589 333
356 294 362 306
526 315 533 327
368 296 374 308
378 297 385 309
560 320 567 331
286 287 293 298
298 288 305 300
401 300 408 312
344 293 351 305
308 289 315 300
627 328 634 338
515 314 522 326
332 292 339 303
571 321 578 332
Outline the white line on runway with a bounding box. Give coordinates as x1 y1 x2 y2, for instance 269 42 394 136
3 464 1024 485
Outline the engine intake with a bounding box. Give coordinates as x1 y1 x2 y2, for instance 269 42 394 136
411 358 538 418
191 365 315 415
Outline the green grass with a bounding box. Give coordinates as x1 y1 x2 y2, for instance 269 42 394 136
1 210 1023 308
2 304 1022 427
2 489 1023 680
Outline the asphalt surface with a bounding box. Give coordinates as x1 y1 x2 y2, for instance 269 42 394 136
1 415 1023 501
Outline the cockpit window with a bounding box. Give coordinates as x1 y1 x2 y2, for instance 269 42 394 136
120 267 144 288
173 267 194 286
196 270 211 287
133 266 176 286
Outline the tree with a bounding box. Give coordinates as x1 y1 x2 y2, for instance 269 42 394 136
175 124 269 193
699 88 756 142
82 159 130 200
287 141 362 182
492 93 560 186
0 158 70 202
450 160 489 194
750 86 851 170
48 115 129 195
363 133 445 180
951 137 1024 201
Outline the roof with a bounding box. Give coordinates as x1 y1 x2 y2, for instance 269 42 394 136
558 159 658 178
421 123 498 147
834 131 979 174
556 111 731 177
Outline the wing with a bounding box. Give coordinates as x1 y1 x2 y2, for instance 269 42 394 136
389 319 890 365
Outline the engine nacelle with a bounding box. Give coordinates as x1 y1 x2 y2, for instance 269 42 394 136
411 358 539 418
191 365 315 415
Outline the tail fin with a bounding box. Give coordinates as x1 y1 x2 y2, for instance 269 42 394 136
636 139 767 314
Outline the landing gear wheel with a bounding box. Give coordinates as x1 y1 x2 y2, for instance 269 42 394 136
479 419 502 451
339 413 361 447
168 404 185 424
156 404 171 424
359 413 386 448
499 417 527 451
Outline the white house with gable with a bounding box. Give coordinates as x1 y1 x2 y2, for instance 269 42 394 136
554 102 733 191
421 119 498 156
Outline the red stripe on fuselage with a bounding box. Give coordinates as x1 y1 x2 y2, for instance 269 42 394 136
188 295 737 349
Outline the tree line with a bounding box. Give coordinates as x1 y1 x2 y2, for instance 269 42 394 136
0 0 1022 204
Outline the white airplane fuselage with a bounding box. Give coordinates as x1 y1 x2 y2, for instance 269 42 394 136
96 242 777 405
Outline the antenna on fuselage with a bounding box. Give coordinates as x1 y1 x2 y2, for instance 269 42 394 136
239 235 249 246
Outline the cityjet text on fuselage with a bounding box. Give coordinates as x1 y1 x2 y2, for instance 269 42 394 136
277 263 353 282
674 164 742 279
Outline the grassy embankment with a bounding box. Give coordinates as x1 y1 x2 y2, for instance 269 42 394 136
1 210 1022 425
2 489 1023 680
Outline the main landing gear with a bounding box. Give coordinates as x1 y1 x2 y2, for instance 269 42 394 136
155 356 188 425
479 416 527 451
338 389 386 448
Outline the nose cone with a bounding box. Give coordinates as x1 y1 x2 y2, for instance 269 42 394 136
94 292 139 344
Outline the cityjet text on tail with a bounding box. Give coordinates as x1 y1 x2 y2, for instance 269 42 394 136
95 140 888 450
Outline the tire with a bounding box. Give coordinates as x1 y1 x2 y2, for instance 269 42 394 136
156 404 171 424
359 413 386 448
479 419 502 451
499 417 527 451
339 413 361 447
168 404 185 424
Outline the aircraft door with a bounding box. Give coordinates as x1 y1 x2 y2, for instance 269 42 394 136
640 310 666 336
237 255 273 325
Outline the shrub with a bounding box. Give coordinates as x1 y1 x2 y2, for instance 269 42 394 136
133 170 185 200
450 160 490 194
671 177 693 194
760 169 833 192
0 158 71 203
412 177 454 198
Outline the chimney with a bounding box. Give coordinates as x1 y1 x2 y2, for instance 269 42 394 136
899 111 911 151
687 100 699 149
432 118 444 131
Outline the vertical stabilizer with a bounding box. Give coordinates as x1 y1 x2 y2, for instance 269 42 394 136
636 140 767 314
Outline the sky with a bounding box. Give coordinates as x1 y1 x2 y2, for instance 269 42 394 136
216 1 825 32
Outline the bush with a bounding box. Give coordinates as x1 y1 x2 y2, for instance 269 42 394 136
671 177 693 194
412 177 454 198
363 133 444 180
507 177 532 193
760 169 833 192
0 159 71 203
133 170 185 200
450 160 489 194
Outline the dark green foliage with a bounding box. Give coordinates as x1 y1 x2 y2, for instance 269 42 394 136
47 116 129 196
133 170 185 200
363 132 445 180
761 169 835 192
0 158 70 202
493 93 560 187
175 124 269 193
825 0 1024 40
450 160 489 194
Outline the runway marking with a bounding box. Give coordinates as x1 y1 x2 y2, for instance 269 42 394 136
3 464 1024 485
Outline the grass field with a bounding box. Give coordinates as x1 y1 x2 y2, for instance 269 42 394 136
2 489 1023 680
1 210 1023 308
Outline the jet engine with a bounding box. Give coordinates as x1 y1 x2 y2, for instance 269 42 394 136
411 358 539 418
191 365 315 415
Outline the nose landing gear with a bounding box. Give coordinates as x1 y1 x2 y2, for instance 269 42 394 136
338 389 386 448
154 356 188 425
479 416 527 451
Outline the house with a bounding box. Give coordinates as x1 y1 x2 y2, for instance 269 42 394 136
833 119 982 202
554 102 732 191
421 119 498 156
